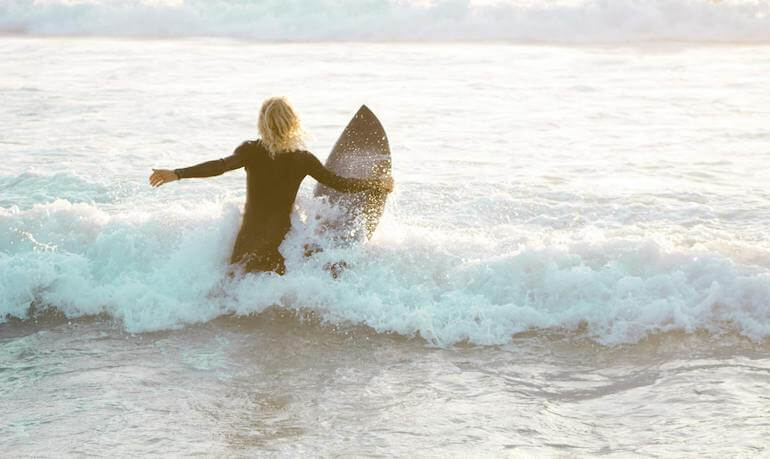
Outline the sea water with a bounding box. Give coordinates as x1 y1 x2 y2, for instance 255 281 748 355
1 0 770 456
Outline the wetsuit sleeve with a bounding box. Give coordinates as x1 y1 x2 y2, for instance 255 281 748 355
303 152 382 193
174 144 247 179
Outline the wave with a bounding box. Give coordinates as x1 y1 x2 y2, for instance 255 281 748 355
2 198 770 346
1 0 769 43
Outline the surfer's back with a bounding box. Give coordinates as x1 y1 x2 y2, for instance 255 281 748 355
237 140 312 224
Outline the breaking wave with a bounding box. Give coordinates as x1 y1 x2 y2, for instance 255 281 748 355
2 195 770 346
1 0 769 43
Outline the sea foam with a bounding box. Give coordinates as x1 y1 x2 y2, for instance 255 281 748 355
0 0 768 43
2 197 770 346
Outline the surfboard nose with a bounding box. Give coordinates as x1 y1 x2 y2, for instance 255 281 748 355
356 104 374 117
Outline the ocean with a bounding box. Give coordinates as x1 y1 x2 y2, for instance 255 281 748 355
1 0 770 456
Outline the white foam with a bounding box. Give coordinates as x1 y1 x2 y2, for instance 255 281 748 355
2 197 770 346
1 0 768 43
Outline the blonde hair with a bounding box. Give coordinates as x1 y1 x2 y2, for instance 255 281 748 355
258 97 304 156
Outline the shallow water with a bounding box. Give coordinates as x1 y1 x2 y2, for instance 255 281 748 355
2 314 768 457
2 35 770 456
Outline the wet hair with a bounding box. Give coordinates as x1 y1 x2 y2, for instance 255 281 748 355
257 97 304 156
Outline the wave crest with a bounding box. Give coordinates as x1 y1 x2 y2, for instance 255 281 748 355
1 0 768 43
2 198 770 346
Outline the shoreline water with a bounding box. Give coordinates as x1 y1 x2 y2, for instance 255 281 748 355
2 311 768 456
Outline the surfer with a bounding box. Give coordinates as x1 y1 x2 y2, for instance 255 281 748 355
149 97 393 275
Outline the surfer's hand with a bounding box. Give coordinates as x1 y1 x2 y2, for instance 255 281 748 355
380 176 394 192
149 169 178 187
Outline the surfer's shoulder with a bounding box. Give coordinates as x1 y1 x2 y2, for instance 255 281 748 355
293 149 316 159
234 139 267 156
236 139 259 150
283 148 311 161
293 150 321 167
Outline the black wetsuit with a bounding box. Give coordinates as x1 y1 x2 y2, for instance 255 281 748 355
174 140 380 274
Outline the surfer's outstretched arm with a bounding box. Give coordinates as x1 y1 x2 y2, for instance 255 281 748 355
149 149 246 187
303 152 392 193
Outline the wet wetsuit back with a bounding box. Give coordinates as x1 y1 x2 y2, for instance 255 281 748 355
174 140 380 273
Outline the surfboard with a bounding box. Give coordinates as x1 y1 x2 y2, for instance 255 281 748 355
314 105 391 240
